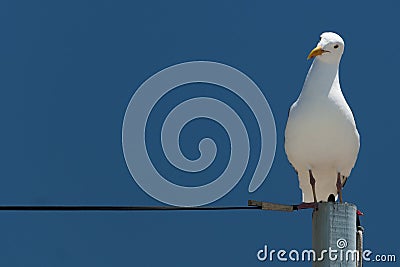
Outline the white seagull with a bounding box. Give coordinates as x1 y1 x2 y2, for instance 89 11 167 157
285 32 360 206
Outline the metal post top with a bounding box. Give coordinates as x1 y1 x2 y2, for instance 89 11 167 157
315 202 357 212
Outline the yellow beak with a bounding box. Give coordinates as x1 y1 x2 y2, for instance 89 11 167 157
307 46 328 60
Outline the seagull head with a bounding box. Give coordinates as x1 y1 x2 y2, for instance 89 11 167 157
307 32 345 63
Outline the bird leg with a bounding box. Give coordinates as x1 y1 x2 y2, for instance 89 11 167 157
336 172 343 203
309 170 318 209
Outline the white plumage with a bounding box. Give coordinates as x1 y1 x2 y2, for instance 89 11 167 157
285 32 360 203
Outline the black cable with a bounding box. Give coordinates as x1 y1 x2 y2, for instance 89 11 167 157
0 205 261 211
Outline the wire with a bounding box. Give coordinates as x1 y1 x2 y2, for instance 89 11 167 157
0 205 262 211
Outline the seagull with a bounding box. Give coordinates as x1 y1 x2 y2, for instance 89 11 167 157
284 32 360 207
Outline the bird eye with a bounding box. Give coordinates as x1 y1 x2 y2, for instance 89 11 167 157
334 44 339 49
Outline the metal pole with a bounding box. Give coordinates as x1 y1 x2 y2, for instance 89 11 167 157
312 202 357 267
356 226 364 267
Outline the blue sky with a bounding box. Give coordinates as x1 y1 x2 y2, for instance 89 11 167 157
1 1 399 266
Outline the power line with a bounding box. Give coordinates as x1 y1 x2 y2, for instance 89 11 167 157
0 205 262 211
